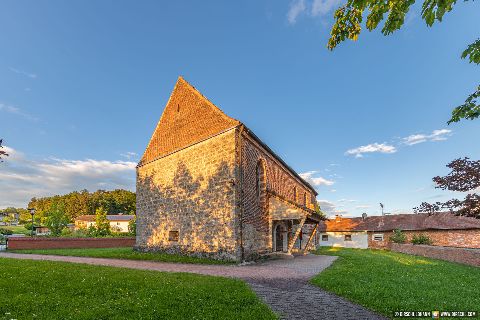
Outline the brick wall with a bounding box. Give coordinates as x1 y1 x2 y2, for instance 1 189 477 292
7 237 135 250
368 229 480 249
136 128 240 261
240 133 316 259
368 232 391 249
391 243 480 267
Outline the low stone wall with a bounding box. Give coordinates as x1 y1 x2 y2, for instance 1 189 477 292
391 243 480 267
7 237 135 250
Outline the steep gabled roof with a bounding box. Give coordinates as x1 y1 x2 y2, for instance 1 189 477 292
318 213 480 232
139 77 240 165
138 76 317 195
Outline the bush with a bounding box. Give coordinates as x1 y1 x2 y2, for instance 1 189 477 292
411 234 432 245
0 228 13 236
60 227 88 238
128 217 136 236
0 234 5 245
390 229 407 244
24 222 33 231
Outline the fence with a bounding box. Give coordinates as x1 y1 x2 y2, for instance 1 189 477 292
390 243 480 267
7 237 136 250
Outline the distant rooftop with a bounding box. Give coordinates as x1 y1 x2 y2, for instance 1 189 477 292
75 214 135 222
318 213 480 232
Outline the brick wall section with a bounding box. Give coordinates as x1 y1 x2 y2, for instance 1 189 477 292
136 129 239 261
368 229 480 249
368 232 391 249
240 133 316 259
391 243 480 267
7 237 135 250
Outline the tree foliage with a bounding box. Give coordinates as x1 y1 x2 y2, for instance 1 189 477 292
414 157 480 218
94 207 111 237
0 139 8 162
0 207 31 224
327 0 479 124
44 203 69 237
390 229 407 244
27 189 136 223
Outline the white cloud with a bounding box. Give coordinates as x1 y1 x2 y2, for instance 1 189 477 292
345 143 397 158
311 0 342 16
287 0 342 24
337 198 357 203
355 205 371 209
300 170 334 186
0 103 39 121
120 152 138 160
9 67 37 79
402 129 452 146
287 0 307 24
318 199 345 215
0 146 136 208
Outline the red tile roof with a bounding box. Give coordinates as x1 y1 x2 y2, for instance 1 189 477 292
138 76 318 195
318 213 480 232
140 76 240 165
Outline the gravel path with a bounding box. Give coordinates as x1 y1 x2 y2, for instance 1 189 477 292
0 252 386 320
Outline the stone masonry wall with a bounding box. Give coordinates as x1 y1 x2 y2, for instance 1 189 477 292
136 129 239 261
241 133 316 259
391 243 480 267
368 229 480 249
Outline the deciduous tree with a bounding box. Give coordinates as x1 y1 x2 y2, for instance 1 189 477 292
327 0 479 124
414 157 480 218
45 203 69 237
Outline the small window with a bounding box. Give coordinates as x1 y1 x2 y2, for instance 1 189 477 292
321 235 328 241
168 230 179 242
373 234 384 241
293 187 297 202
344 234 352 241
303 192 307 206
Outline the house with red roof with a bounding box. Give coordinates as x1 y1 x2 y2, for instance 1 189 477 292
317 213 480 249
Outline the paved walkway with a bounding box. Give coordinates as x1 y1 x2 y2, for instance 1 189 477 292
0 252 386 320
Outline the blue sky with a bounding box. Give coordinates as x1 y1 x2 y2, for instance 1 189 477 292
0 0 479 216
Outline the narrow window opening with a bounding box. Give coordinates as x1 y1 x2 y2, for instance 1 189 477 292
169 230 179 242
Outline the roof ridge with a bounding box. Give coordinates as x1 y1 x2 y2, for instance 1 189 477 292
177 76 241 125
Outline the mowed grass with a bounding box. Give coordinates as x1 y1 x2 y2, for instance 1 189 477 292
0 258 276 320
9 247 233 265
0 225 30 235
312 247 480 318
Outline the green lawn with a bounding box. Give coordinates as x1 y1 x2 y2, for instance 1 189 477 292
0 258 276 320
0 225 30 235
9 247 234 265
312 247 480 319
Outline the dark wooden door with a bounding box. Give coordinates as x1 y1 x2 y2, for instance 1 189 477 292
275 227 283 252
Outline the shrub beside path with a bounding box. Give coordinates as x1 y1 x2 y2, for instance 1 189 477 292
0 252 386 320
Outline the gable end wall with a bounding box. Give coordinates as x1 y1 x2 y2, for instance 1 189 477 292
136 129 240 261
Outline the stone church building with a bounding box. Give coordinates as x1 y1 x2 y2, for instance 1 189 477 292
136 77 322 261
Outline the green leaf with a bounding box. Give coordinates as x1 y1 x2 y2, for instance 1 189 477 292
448 85 480 124
461 39 480 64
